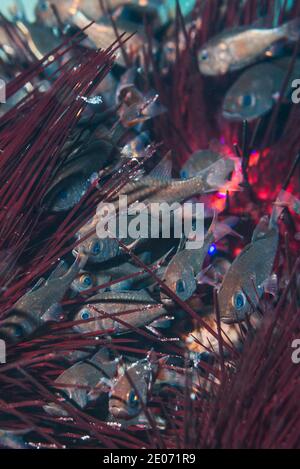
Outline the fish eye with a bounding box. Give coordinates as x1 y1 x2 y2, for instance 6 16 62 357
232 291 246 310
58 190 68 200
80 309 91 320
127 390 139 408
91 241 101 255
239 94 255 108
81 274 92 287
176 279 186 294
39 1 49 12
180 170 189 179
14 325 23 337
200 50 209 61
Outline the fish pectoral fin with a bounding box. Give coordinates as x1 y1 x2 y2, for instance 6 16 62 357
145 325 179 343
41 303 63 323
197 266 221 287
155 247 176 267
87 379 112 401
259 274 278 298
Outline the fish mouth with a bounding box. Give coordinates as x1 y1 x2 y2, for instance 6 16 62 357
222 110 244 121
110 406 133 420
72 247 79 257
223 109 258 122
160 297 174 307
43 403 68 417
220 316 239 325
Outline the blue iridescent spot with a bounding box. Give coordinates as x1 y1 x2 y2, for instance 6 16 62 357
176 279 185 294
200 50 209 61
128 390 139 408
242 95 252 107
58 190 68 200
208 244 217 255
83 276 92 286
81 310 90 320
92 242 101 255
180 170 189 179
233 291 246 310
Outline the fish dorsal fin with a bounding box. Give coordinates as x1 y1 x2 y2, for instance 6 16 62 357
252 216 270 242
149 151 173 180
47 261 68 282
259 274 278 297
29 277 45 293
156 247 175 266
212 216 243 242
272 190 300 223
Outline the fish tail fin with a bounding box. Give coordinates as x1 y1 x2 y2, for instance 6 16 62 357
210 214 243 242
202 155 243 193
271 190 300 226
202 157 236 192
282 18 300 41
59 250 88 285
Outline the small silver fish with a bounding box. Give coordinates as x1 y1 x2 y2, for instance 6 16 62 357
45 140 114 212
71 253 156 293
44 348 119 416
161 216 240 303
74 153 234 263
35 0 102 26
73 290 167 335
219 209 281 324
118 87 166 128
109 356 158 421
109 354 207 422
180 140 237 179
35 0 140 25
198 19 300 76
73 220 121 264
72 11 145 66
73 211 144 264
71 270 109 293
0 253 87 344
223 61 296 121
117 154 236 206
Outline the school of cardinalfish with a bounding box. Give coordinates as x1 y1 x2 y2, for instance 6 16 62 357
0 0 299 448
